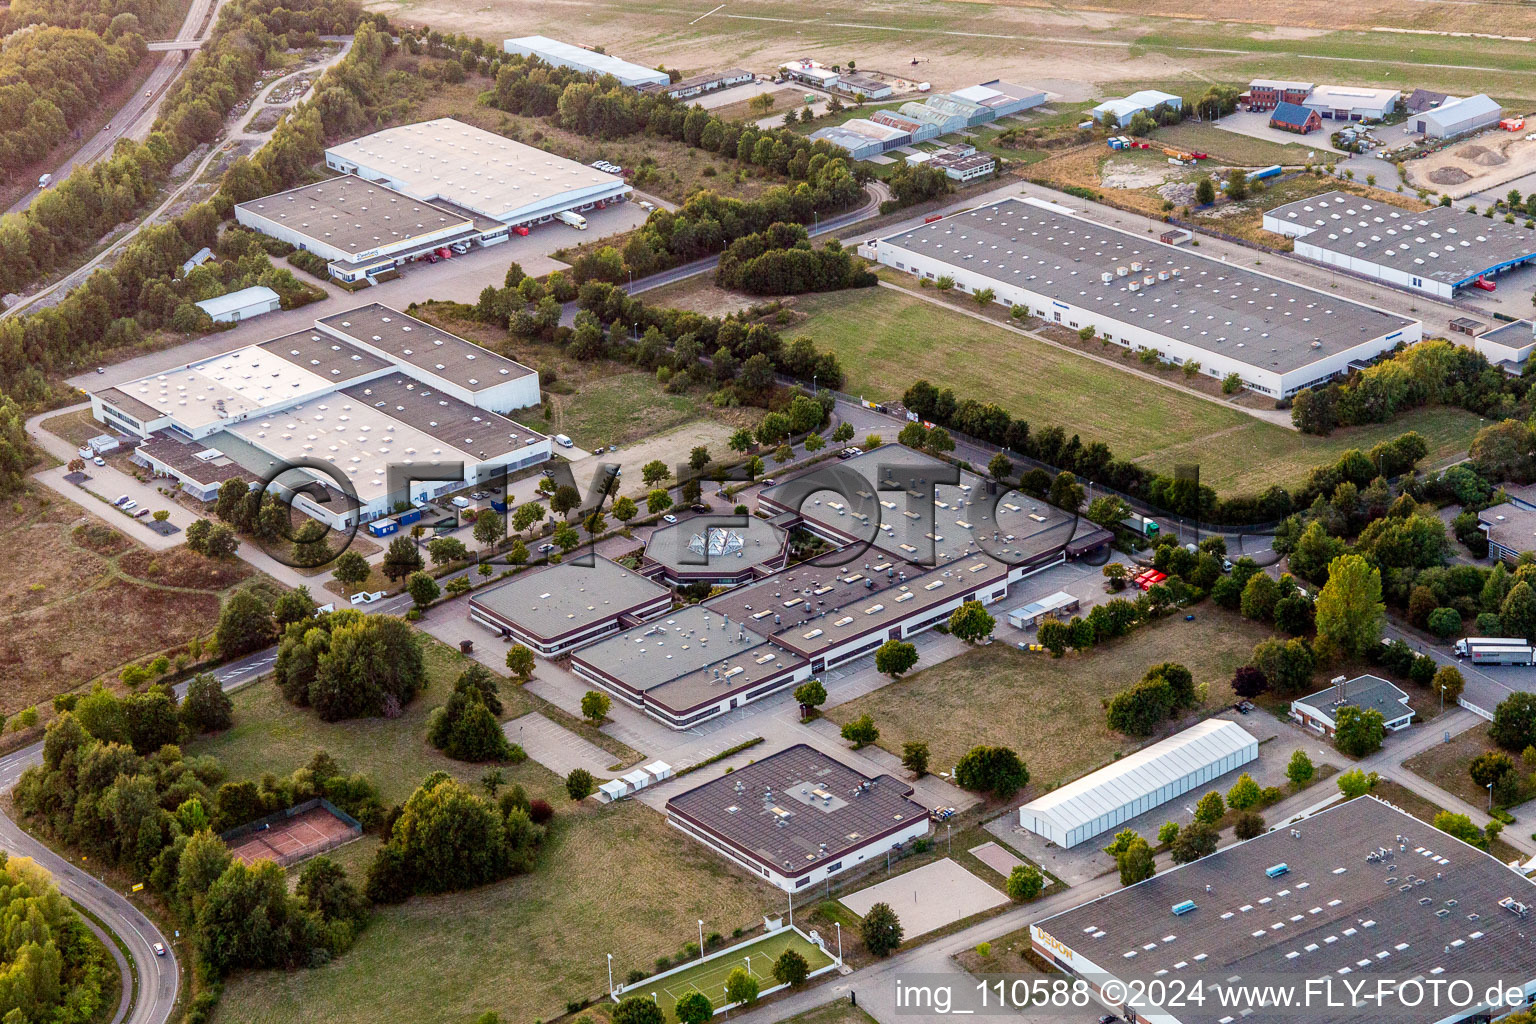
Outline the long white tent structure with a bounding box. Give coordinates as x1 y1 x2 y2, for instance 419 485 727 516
1018 719 1258 848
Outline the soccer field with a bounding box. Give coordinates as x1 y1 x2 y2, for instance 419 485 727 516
633 929 834 1020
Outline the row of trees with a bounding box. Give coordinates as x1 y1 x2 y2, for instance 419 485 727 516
0 852 114 1024
1292 339 1525 437
901 375 1432 525
714 224 876 296
0 26 146 174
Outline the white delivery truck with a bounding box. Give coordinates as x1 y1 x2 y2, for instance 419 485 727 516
37 173 51 188
1453 637 1536 665
556 211 588 230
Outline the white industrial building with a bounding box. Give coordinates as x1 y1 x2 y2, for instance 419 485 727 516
1290 674 1414 737
950 81 1047 119
1017 719 1258 848
1412 93 1502 138
875 197 1422 397
503 35 667 87
779 58 840 89
1302 84 1399 121
323 118 628 229
90 304 548 528
195 285 281 324
1263 190 1536 299
1091 89 1182 126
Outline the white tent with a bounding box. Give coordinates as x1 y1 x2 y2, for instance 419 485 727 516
623 769 652 791
598 779 629 802
1019 719 1258 847
643 760 673 781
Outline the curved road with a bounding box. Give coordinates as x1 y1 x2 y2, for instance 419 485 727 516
0 647 280 1024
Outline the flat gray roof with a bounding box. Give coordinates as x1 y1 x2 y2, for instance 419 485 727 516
1267 190 1536 286
136 431 256 487
1036 797 1536 1024
96 387 163 423
318 304 536 392
338 375 543 460
1293 673 1411 723
666 744 927 881
234 174 474 257
1478 501 1536 554
572 603 808 714
643 516 789 575
468 556 669 642
259 329 393 385
883 198 1417 373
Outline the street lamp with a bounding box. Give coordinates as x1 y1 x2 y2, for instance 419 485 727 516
835 921 842 964
1488 782 1495 811
607 953 614 996
698 919 705 960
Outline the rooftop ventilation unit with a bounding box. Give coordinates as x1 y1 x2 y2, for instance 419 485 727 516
1172 900 1197 916
1266 863 1290 878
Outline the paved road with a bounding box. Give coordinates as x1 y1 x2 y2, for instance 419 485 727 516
6 0 223 218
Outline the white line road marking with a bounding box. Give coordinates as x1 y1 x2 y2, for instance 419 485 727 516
688 2 724 24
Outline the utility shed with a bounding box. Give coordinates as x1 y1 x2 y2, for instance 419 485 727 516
1414 93 1502 138
1018 719 1258 848
195 286 281 324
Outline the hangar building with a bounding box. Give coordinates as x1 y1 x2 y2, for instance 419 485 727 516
874 197 1421 397
502 35 667 87
1262 190 1536 299
1017 719 1258 848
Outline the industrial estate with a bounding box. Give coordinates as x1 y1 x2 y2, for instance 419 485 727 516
7 5 1536 1024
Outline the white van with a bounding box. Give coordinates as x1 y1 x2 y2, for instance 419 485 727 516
450 241 471 255
554 434 574 448
37 173 51 189
451 496 471 509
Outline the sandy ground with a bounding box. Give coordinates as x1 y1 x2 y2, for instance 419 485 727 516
1405 132 1536 199
571 419 741 499
1100 156 1190 189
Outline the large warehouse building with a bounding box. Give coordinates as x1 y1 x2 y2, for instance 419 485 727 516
1017 719 1257 848
91 305 548 528
503 35 667 87
467 556 671 655
665 744 930 892
1413 93 1502 138
569 445 1081 728
875 197 1422 398
240 119 630 284
1263 190 1536 299
1031 797 1536 1023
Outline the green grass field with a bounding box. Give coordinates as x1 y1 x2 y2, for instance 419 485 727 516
1150 121 1320 167
792 288 1482 494
637 929 833 1020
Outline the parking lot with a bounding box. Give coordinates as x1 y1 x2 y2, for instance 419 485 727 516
1213 109 1343 154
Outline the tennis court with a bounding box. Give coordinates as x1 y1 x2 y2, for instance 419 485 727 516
633 928 833 1020
227 804 359 867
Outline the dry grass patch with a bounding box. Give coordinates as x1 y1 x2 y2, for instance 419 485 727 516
826 611 1279 792
1402 726 1517 812
118 547 255 590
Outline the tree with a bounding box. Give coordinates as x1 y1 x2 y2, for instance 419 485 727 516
1227 773 1262 811
1469 750 1515 792
406 571 440 609
1170 820 1218 863
1286 749 1315 790
875 639 918 677
1336 768 1379 799
613 996 666 1024
506 644 535 682
642 460 669 487
1314 554 1384 657
1433 811 1487 850
1434 665 1465 704
333 551 370 589
953 745 1029 800
181 673 232 733
725 966 759 1005
773 948 810 987
647 489 673 515
1194 791 1225 824
1005 864 1043 901
901 741 930 777
1195 177 1216 205
1240 572 1279 622
580 690 611 724
1333 705 1385 757
728 427 755 453
566 768 595 801
1233 810 1266 840
481 768 505 797
382 536 424 582
793 679 827 711
987 452 1013 482
473 510 505 552
1492 692 1536 752
860 902 903 957
948 600 996 644
611 496 637 526
840 714 879 748
675 992 714 1024
550 485 582 519
513 501 546 537
1117 836 1155 886
215 588 273 658
1231 665 1269 699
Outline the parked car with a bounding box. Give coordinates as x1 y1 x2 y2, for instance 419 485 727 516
95 367 105 374
690 503 709 513
423 253 439 264
120 500 137 512
662 514 678 524
134 508 150 518
607 444 619 453
93 456 105 466
113 495 130 507
638 200 655 211
470 491 487 500
553 434 574 448
538 543 555 553
450 242 471 255
541 468 555 478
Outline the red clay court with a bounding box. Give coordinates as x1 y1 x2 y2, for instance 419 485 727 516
227 804 360 867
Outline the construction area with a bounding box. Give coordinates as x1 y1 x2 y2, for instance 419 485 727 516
1405 131 1536 199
